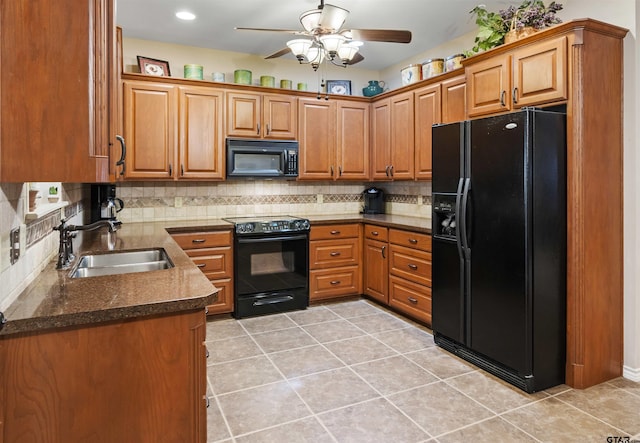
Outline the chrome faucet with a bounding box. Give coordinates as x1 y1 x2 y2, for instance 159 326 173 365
54 219 122 269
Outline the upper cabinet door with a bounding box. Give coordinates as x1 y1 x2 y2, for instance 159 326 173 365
390 92 415 180
414 84 442 180
123 80 177 179
336 100 370 181
371 99 392 181
0 0 116 182
226 92 261 138
178 86 225 180
512 36 567 108
441 74 466 124
466 54 512 117
263 95 297 140
298 98 336 180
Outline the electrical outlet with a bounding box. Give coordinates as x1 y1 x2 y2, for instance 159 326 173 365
316 194 323 204
9 227 20 265
175 196 183 208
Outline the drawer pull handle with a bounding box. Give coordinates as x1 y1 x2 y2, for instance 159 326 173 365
408 264 418 270
330 230 341 235
330 280 341 285
371 231 379 236
408 238 418 244
205 347 210 358
192 239 206 244
381 245 386 259
197 263 206 268
205 396 210 408
408 297 418 304
330 251 341 256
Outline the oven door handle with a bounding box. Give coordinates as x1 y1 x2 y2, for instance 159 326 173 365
237 234 308 243
252 295 294 306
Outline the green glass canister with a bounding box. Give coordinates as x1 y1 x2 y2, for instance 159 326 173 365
184 64 203 80
234 69 252 85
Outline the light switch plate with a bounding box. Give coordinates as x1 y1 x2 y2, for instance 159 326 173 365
9 227 20 265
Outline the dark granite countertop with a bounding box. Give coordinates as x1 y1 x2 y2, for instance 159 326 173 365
1 215 429 336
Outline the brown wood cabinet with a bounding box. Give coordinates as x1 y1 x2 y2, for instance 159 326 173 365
363 225 389 304
122 80 225 180
441 74 467 124
171 230 234 314
466 36 567 117
309 224 362 301
0 0 118 182
298 98 369 180
371 99 392 180
0 309 208 442
414 84 441 180
226 92 297 140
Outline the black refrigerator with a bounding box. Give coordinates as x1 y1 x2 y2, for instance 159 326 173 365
431 108 566 393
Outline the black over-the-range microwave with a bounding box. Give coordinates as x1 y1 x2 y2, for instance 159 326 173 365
226 138 299 178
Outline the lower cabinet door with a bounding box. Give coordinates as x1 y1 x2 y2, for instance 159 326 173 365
209 278 233 314
309 265 361 300
389 275 432 325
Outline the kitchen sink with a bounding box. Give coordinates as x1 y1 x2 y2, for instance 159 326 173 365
70 248 174 278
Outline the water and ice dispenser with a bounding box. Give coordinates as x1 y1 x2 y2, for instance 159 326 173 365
433 194 457 239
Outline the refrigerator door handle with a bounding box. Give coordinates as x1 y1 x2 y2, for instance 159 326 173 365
455 178 465 260
460 178 471 256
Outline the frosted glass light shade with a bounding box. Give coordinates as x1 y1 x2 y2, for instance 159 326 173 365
300 9 321 32
319 34 346 52
337 42 359 61
287 39 313 56
317 5 348 31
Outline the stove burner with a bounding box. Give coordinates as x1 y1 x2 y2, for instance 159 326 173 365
223 216 310 235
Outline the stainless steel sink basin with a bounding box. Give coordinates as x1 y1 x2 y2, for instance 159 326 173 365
70 248 174 278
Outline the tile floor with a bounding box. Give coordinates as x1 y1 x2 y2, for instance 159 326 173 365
205 299 640 443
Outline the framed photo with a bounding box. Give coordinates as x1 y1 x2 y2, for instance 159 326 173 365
137 56 171 77
326 80 351 95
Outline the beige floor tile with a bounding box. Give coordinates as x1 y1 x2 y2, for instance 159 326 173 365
502 397 626 442
405 346 477 379
445 371 546 413
291 367 380 413
388 381 494 437
326 299 381 318
207 397 231 442
269 344 344 378
607 377 640 396
543 383 572 396
206 318 247 341
207 355 283 395
347 312 412 334
286 306 341 325
437 417 538 443
557 383 640 435
234 417 334 443
318 397 429 442
239 313 297 334
217 381 311 436
251 327 317 353
372 327 436 353
351 355 438 395
323 335 397 365
302 319 366 343
207 335 262 364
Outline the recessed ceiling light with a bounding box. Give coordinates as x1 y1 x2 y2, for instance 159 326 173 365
176 11 196 21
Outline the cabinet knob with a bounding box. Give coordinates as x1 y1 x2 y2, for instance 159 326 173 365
407 297 418 304
330 280 341 285
408 263 418 270
371 231 379 236
330 230 341 235
330 251 341 256
408 238 418 244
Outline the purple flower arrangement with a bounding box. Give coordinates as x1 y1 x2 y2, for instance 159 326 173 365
500 1 563 31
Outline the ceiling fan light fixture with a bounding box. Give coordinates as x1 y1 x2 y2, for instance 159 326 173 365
319 34 346 56
306 45 325 65
300 9 322 32
287 38 313 61
317 5 349 32
337 42 359 62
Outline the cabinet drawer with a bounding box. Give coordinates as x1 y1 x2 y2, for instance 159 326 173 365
364 224 388 241
389 229 431 252
309 265 361 300
171 230 232 250
389 275 432 325
186 246 232 280
389 244 432 287
310 238 360 269
310 224 360 240
208 278 233 315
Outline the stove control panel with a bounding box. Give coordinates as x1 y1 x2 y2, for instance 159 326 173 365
234 218 310 235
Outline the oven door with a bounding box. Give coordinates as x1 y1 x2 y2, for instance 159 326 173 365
235 234 308 295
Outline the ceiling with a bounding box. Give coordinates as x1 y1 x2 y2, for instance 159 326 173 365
116 0 512 71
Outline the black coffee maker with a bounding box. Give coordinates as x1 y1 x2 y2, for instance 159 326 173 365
90 184 124 222
363 187 385 214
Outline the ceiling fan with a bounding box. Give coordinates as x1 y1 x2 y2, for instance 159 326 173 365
235 0 412 69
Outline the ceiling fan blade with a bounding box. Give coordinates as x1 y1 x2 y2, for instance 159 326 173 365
346 52 364 65
346 29 412 44
265 47 292 59
235 27 304 35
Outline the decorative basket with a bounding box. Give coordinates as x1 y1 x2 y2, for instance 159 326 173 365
504 26 538 44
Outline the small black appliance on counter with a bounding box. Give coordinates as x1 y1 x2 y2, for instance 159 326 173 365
90 184 124 222
363 187 385 214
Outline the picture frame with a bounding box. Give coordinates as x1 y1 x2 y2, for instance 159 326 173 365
326 80 351 95
137 56 171 77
